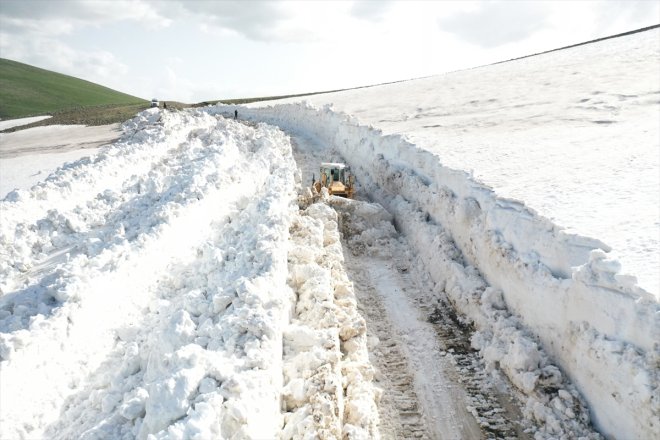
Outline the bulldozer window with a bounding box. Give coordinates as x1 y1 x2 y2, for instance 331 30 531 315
321 166 346 183
329 168 343 182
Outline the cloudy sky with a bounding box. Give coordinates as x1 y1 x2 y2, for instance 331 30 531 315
1 0 658 103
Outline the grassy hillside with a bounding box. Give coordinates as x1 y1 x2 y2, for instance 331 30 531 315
0 58 147 119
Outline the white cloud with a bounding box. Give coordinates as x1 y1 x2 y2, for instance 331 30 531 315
350 0 394 22
0 17 75 36
155 0 293 41
0 0 171 32
0 0 171 98
438 1 549 48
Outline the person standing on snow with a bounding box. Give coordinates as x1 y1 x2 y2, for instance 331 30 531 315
234 109 238 119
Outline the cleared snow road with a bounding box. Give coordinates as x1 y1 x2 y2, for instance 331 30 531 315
288 131 532 439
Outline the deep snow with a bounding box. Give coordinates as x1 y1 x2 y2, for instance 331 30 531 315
0 27 658 440
0 102 650 438
229 48 659 437
248 27 660 298
0 110 383 439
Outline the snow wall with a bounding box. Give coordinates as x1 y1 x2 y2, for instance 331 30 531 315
0 110 379 439
218 102 659 439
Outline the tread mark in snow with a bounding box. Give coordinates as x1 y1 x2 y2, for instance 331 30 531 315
334 199 532 440
360 292 432 439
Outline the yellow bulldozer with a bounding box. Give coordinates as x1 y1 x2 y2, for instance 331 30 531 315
312 162 355 198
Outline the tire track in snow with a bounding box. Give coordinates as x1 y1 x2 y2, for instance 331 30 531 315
426 296 530 439
289 132 443 438
337 201 532 439
350 274 432 439
338 216 483 439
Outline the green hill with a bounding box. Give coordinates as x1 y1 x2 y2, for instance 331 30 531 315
0 58 147 120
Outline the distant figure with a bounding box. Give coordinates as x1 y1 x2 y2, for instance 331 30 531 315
163 102 167 109
234 109 238 119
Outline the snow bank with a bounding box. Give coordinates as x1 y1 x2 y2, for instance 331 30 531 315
223 102 659 439
248 28 660 297
0 109 298 438
284 197 380 439
1 107 381 439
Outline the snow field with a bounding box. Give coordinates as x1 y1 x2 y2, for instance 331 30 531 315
0 123 123 198
256 28 660 297
228 102 658 439
0 115 52 131
2 109 365 438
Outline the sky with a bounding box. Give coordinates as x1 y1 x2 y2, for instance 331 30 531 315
0 0 658 103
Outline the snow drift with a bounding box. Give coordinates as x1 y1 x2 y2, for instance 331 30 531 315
227 102 659 439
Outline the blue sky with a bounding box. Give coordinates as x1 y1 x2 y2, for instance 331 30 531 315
0 0 658 103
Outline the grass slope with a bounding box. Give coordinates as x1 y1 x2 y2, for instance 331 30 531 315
0 58 147 119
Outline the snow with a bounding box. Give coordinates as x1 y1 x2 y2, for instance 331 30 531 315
0 109 382 439
247 27 660 298
226 34 659 436
224 31 660 438
0 123 120 197
1 28 658 440
0 115 52 131
284 199 379 439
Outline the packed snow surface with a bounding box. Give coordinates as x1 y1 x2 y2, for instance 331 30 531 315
0 115 52 131
0 124 120 197
252 28 660 297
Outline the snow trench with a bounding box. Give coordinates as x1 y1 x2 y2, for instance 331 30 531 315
227 102 659 439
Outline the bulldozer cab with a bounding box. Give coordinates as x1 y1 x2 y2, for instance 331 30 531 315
320 163 346 184
314 162 355 198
